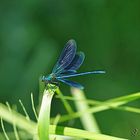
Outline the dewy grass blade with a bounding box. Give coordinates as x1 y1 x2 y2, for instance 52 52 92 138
38 89 54 140
71 88 101 133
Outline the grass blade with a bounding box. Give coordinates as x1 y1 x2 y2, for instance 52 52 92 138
49 125 128 140
1 118 10 140
116 106 140 114
56 88 74 114
31 93 38 121
19 99 30 121
71 88 101 133
57 92 140 122
38 89 54 140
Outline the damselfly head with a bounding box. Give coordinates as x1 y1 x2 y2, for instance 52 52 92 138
42 74 53 82
41 75 50 85
41 76 46 82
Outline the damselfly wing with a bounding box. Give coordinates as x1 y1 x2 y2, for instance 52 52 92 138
42 39 105 89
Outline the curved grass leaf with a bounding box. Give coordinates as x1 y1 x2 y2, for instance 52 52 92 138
38 89 54 140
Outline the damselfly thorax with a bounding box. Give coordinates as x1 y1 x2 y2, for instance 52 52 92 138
42 73 58 85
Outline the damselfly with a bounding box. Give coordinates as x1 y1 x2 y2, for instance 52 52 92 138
42 39 105 89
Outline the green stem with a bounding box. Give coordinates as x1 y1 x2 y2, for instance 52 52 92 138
38 89 54 140
71 88 101 133
0 103 128 140
56 88 73 114
50 125 128 140
55 92 140 122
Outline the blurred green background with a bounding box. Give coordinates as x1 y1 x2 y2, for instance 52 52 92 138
0 0 140 139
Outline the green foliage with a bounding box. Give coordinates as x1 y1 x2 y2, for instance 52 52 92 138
0 88 140 139
0 0 140 139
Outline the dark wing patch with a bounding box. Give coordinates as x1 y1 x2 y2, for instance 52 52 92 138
65 51 85 71
58 79 84 89
52 39 77 75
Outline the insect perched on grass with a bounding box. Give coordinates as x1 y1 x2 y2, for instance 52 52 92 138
42 39 105 89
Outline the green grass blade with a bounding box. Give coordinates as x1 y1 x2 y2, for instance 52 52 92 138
116 106 140 113
1 118 10 140
38 89 54 140
55 95 100 105
19 99 30 121
52 114 61 125
71 88 101 133
108 92 140 103
49 125 128 140
56 92 140 106
31 93 38 121
57 92 140 122
56 88 74 114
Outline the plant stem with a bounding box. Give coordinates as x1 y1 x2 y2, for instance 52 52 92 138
38 89 54 140
0 103 128 140
71 88 101 133
56 88 74 114
49 125 128 140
